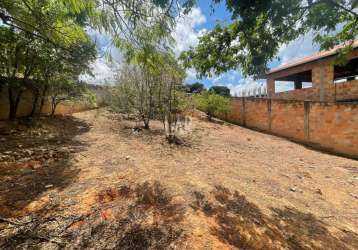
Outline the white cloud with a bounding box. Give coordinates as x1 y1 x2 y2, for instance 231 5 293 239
83 8 323 88
211 71 241 85
171 7 207 82
216 33 320 95
83 7 207 85
185 68 198 82
80 29 123 85
80 58 120 85
277 32 319 64
172 7 207 56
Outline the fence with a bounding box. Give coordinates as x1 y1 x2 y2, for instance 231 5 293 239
222 97 358 159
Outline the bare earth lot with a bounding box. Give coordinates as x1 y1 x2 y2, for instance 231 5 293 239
0 109 358 249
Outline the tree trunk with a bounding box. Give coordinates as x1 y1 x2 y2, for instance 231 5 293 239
39 86 48 114
8 88 22 120
30 91 39 117
143 119 150 129
207 113 213 121
8 88 15 120
51 103 57 117
167 134 176 144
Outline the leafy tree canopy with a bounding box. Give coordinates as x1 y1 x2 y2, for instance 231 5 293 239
0 0 93 48
186 82 205 93
209 85 231 97
0 0 196 50
180 0 358 78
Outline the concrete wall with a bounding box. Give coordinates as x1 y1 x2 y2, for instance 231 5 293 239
0 88 97 120
224 97 358 159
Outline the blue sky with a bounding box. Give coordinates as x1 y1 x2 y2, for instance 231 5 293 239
183 0 320 95
83 2 320 95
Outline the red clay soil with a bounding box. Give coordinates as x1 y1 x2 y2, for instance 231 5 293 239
0 109 357 249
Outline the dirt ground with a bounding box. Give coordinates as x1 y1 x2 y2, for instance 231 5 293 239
0 108 358 249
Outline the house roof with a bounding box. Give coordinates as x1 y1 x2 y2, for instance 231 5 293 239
264 40 358 77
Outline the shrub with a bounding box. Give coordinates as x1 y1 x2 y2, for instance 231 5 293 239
195 92 231 120
209 86 231 97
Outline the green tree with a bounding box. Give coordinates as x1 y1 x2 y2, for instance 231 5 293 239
0 28 40 120
48 80 95 116
181 0 358 77
112 54 191 142
158 55 190 143
209 85 231 97
195 92 231 120
117 22 177 129
0 0 195 50
40 39 96 116
0 23 96 120
186 82 205 93
0 0 92 48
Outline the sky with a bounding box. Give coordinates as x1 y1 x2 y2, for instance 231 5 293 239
82 1 321 95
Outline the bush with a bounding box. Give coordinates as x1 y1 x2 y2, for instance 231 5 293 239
186 82 204 93
194 92 231 120
209 86 231 97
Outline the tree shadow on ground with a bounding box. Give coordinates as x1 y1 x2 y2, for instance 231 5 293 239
192 186 358 250
0 115 91 218
0 181 187 249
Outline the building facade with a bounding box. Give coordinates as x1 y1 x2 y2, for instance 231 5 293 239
264 42 358 102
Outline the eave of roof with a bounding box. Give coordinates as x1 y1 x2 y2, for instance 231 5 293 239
263 40 358 78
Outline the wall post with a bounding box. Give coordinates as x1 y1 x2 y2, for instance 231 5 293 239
241 97 246 126
267 99 272 131
304 101 310 140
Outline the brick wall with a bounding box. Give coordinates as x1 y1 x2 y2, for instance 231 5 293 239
309 102 358 157
226 98 244 125
270 100 305 140
244 99 269 131
225 97 358 159
273 87 319 101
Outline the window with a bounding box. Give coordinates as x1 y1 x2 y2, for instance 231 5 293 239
334 57 358 83
275 70 312 93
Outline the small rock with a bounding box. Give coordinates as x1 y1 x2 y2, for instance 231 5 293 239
18 157 31 162
289 187 297 192
316 189 323 195
349 193 358 200
29 160 42 169
22 168 34 174
172 196 186 205
45 184 54 189
125 156 130 160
